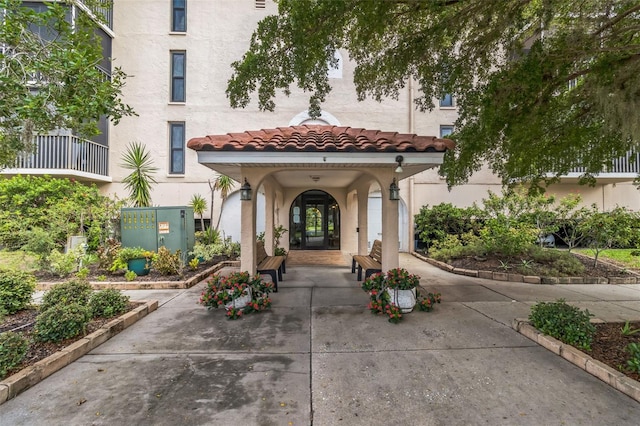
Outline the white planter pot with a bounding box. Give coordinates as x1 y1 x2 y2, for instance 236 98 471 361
224 287 252 310
386 287 417 313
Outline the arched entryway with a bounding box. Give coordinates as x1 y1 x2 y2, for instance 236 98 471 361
289 190 340 250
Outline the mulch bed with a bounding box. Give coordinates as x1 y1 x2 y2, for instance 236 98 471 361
591 322 640 382
447 253 636 278
1 302 141 381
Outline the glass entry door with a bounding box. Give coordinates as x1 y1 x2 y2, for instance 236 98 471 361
289 190 340 250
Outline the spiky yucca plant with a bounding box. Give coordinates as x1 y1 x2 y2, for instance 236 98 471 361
120 142 157 207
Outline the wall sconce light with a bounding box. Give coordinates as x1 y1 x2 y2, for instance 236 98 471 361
389 178 400 201
240 178 252 201
395 155 404 173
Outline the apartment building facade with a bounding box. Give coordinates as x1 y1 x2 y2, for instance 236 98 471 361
3 0 640 256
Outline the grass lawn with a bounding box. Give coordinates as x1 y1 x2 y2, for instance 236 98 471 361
0 250 38 272
574 248 640 270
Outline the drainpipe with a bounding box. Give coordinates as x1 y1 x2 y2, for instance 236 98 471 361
408 78 416 252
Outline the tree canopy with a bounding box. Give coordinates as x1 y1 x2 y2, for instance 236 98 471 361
0 0 134 168
226 0 640 188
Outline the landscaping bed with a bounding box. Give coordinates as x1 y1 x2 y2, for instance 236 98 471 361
591 321 640 383
447 252 637 278
0 302 142 381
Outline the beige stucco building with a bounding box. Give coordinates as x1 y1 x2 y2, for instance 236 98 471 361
3 0 640 270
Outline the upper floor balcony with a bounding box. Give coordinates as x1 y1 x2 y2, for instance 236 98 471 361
78 0 113 30
0 134 111 183
557 151 640 184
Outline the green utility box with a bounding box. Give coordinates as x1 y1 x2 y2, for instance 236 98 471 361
120 207 195 255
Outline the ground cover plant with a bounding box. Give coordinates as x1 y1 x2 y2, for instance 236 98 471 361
0 276 136 381
528 300 640 382
417 191 640 278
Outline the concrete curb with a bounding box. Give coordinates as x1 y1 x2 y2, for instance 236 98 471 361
36 261 240 291
412 251 640 284
0 300 159 406
512 318 640 403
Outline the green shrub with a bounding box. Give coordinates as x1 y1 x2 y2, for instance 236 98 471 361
22 227 56 267
153 246 182 275
39 279 92 312
124 270 137 281
626 343 640 374
0 269 37 314
35 303 92 343
0 331 29 378
89 289 129 318
415 203 484 249
48 248 80 278
529 299 595 350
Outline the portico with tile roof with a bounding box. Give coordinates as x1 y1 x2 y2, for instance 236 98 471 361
188 125 454 274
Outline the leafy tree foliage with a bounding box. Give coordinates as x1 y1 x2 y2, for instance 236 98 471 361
0 0 134 168
0 175 122 251
227 0 640 187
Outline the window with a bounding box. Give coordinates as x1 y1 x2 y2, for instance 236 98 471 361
440 125 454 138
170 51 186 102
439 94 454 107
172 0 186 32
169 122 185 174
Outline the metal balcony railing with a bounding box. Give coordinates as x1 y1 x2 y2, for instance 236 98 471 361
566 151 640 175
11 134 109 177
78 0 113 30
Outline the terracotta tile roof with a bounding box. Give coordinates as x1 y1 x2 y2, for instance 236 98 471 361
187 125 454 153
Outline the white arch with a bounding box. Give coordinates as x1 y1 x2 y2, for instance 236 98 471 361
288 110 341 126
218 191 266 243
367 191 409 252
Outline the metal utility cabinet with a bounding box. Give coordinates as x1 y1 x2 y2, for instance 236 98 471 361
120 207 195 254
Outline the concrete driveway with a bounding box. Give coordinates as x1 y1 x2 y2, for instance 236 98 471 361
2 253 640 425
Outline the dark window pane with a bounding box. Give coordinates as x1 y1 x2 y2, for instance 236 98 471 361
172 0 186 32
170 123 185 174
439 94 453 107
440 126 454 138
171 52 186 102
171 151 184 174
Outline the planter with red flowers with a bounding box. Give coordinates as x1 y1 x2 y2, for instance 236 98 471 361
362 268 441 323
199 271 274 319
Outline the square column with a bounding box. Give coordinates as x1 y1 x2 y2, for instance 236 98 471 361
240 177 257 274
381 176 400 271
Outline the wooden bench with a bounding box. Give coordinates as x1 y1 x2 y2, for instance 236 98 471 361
352 239 382 281
256 241 286 292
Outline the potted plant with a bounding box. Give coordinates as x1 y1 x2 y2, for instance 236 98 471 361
199 271 274 319
362 268 422 319
118 247 155 276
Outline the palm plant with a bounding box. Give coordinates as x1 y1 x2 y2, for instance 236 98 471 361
208 174 235 230
189 193 207 231
120 142 158 207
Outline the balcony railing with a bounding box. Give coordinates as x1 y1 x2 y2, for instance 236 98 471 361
78 0 113 30
566 151 640 175
10 134 109 178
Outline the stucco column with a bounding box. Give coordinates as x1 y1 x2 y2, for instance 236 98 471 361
357 185 369 255
263 181 275 254
240 176 257 274
381 175 400 271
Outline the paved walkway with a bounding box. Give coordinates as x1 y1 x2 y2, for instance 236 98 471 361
2 253 640 425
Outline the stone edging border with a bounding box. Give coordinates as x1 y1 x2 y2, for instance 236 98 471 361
512 318 640 403
0 299 159 406
411 251 640 284
36 261 241 291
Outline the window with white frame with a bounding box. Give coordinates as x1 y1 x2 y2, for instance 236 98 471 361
170 51 186 102
169 122 185 174
440 125 454 138
172 0 186 32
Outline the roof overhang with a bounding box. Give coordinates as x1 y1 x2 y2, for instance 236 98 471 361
188 125 454 187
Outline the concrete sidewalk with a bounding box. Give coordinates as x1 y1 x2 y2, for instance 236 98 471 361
2 253 640 425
